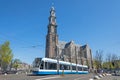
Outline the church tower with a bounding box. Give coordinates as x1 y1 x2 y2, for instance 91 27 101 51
45 6 58 58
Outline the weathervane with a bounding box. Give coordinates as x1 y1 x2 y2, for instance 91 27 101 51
52 2 54 7
51 1 55 10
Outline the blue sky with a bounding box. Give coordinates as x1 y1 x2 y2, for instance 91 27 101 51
0 0 120 64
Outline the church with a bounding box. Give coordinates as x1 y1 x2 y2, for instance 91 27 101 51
45 6 93 69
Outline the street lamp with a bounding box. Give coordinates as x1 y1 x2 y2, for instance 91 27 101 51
56 45 59 75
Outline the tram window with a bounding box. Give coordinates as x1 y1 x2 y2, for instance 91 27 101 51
60 64 63 70
49 63 57 70
64 65 67 70
60 64 70 70
33 58 41 67
45 62 49 69
72 66 76 70
40 61 44 69
83 68 85 71
60 64 64 70
45 62 47 69
66 65 70 70
78 67 82 71
65 65 70 70
83 67 88 71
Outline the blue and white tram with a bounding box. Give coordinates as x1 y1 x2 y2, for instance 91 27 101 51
32 58 88 75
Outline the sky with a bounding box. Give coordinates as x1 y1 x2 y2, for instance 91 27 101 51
0 0 120 64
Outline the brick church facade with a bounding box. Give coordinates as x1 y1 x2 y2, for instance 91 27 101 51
45 6 93 69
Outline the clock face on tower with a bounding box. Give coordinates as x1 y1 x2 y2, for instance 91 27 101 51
51 11 55 16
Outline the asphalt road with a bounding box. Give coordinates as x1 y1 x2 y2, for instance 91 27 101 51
100 75 120 80
0 73 120 80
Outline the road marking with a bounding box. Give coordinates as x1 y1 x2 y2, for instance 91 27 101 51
35 76 61 80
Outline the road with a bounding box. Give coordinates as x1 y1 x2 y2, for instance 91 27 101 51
0 73 120 80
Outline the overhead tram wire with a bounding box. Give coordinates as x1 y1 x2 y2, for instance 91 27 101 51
21 44 43 49
0 32 43 48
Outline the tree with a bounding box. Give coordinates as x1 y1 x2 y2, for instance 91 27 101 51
111 54 118 69
102 62 114 69
93 50 103 70
0 41 13 71
12 59 21 70
104 53 120 70
93 59 99 69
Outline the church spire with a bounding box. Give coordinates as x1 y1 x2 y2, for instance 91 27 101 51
45 6 58 58
49 6 56 25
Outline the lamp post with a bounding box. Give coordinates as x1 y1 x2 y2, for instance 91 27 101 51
75 46 78 73
56 45 59 75
81 58 84 71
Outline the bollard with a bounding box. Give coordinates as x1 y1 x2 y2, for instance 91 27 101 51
4 73 7 76
89 78 94 80
16 72 18 75
26 72 27 74
99 74 103 78
94 75 100 79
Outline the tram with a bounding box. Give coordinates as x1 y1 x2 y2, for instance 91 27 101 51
32 58 88 75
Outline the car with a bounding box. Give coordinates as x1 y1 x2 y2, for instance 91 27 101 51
115 70 120 76
112 70 120 76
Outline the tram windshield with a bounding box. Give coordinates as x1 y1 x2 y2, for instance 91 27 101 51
32 58 42 67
